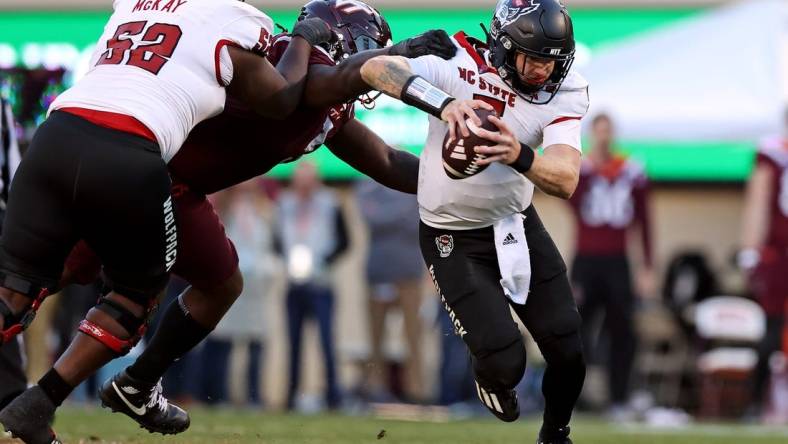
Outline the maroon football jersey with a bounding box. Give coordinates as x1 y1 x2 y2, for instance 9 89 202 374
757 136 788 251
168 35 355 194
568 156 653 266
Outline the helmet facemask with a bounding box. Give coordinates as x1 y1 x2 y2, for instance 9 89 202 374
494 33 574 104
488 0 576 105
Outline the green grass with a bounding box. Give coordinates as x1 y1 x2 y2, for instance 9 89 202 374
14 407 788 444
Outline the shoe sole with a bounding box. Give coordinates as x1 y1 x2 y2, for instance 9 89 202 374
99 388 189 435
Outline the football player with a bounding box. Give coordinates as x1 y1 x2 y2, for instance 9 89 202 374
740 108 788 415
0 0 335 442
567 113 653 419
59 0 457 436
359 1 588 443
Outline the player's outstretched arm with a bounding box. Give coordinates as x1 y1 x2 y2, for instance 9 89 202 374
360 56 492 141
325 119 419 194
304 30 456 109
228 18 333 118
474 115 581 199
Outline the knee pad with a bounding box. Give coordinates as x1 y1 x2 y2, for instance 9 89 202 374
78 296 158 355
473 338 527 390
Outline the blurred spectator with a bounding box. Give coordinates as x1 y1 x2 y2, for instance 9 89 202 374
739 108 788 415
0 92 25 409
200 180 276 407
274 162 349 411
355 179 425 402
568 113 654 416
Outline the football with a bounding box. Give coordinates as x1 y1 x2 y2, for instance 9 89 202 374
442 108 499 180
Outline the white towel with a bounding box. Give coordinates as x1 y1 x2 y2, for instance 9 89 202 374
493 213 531 305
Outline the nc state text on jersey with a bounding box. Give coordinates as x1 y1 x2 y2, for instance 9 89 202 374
457 67 516 108
132 0 189 14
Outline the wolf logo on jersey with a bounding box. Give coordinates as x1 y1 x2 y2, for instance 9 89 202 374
436 234 454 257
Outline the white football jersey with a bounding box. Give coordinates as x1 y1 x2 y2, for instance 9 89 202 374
408 32 589 230
51 0 273 162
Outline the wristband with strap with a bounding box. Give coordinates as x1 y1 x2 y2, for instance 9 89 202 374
509 143 535 173
400 75 455 119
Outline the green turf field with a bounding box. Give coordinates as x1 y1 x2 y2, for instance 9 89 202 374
5 407 787 444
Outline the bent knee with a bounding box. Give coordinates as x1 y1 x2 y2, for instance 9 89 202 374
474 338 527 389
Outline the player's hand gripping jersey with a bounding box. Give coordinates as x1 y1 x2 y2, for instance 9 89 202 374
409 33 589 229
50 0 274 162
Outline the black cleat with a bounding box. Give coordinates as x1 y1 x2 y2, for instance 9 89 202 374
474 381 519 422
99 370 190 435
537 426 573 444
0 386 61 444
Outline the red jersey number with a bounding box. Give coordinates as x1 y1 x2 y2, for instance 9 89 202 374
98 21 183 75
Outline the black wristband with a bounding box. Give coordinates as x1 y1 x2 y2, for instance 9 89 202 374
400 75 455 119
509 143 535 173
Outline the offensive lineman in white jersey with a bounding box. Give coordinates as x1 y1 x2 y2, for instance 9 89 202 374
0 1 334 442
360 1 588 443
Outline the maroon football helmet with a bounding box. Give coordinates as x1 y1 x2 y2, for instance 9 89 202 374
298 0 393 64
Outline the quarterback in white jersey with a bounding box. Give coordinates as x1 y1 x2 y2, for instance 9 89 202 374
360 1 587 443
0 1 335 442
409 32 588 229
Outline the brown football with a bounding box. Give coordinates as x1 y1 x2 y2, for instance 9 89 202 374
442 109 498 180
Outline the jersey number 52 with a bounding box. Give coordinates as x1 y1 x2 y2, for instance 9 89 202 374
97 21 183 75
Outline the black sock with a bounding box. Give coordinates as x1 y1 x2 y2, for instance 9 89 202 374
38 368 74 407
127 294 212 383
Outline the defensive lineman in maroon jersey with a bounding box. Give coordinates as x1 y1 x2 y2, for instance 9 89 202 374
741 109 788 414
63 0 457 435
566 113 653 417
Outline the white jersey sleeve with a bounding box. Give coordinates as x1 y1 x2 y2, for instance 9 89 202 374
542 74 589 152
407 53 460 95
215 1 274 86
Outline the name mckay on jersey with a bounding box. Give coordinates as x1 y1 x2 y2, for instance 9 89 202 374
132 0 189 13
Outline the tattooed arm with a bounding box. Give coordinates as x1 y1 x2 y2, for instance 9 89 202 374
360 55 492 140
359 55 414 99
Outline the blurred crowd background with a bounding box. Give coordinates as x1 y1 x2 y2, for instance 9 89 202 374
1 0 787 427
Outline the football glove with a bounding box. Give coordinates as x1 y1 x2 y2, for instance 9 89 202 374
292 17 336 47
389 29 456 60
